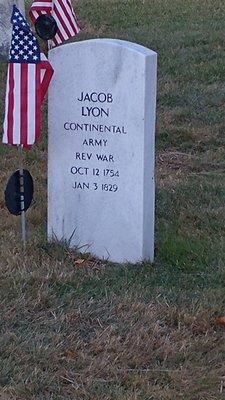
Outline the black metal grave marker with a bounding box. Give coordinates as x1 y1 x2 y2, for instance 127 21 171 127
35 14 58 40
5 169 34 215
5 145 34 248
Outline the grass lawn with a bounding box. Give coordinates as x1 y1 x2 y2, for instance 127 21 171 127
1 0 225 399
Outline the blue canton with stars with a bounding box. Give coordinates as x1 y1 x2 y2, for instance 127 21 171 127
9 5 40 64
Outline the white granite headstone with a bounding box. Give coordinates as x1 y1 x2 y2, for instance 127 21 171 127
48 39 157 263
0 0 25 60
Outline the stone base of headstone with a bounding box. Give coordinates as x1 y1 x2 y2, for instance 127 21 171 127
48 39 157 263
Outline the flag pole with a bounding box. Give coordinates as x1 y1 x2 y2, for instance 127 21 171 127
18 145 26 248
48 0 54 50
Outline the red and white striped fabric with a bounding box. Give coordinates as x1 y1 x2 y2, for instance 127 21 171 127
3 54 54 147
29 0 81 47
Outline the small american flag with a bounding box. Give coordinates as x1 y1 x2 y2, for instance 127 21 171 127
29 0 81 47
2 5 54 147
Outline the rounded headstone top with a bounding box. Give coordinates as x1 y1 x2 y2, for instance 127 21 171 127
49 38 157 58
0 0 25 61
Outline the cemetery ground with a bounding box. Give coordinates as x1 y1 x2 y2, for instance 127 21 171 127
1 0 225 399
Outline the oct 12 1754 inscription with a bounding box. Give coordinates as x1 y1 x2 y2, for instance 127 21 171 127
48 39 157 263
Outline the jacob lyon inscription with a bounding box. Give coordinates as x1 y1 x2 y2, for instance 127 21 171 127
48 39 157 263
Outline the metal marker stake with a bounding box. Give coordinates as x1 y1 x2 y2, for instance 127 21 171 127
48 0 54 50
18 145 26 247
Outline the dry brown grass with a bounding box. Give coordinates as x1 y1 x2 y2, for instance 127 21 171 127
0 243 225 399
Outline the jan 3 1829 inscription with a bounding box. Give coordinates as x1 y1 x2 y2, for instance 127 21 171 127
48 39 157 263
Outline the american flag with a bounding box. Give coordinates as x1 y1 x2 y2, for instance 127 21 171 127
29 0 81 47
2 5 54 147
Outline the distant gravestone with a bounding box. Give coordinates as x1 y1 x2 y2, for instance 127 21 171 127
0 0 24 60
48 39 157 263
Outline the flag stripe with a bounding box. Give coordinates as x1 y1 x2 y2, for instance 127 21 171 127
51 34 59 46
63 0 80 32
53 23 65 45
31 1 52 7
40 59 54 100
54 6 73 39
33 10 40 20
20 64 28 145
13 65 21 144
27 64 36 145
56 1 78 36
7 64 14 145
53 10 70 42
3 66 10 144
35 64 41 142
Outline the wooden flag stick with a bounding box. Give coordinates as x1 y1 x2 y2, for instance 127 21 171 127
18 145 26 247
